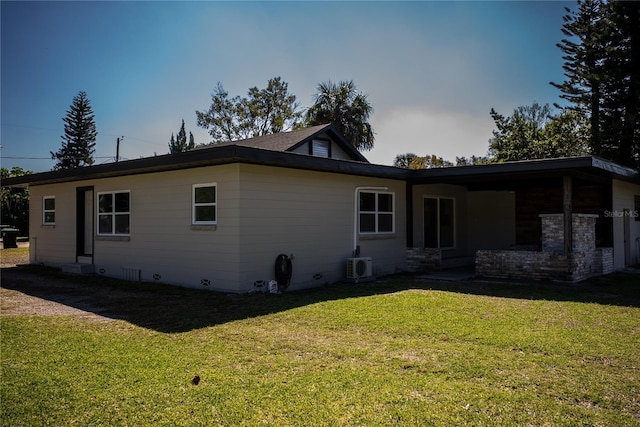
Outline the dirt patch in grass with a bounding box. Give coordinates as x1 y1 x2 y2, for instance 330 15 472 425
1 287 114 320
1 272 115 321
0 245 29 268
1 246 116 320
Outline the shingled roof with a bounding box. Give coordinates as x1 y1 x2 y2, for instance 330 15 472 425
202 124 329 151
196 123 369 162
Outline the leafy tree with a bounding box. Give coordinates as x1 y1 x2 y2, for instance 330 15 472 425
551 0 639 169
169 119 196 153
542 109 591 158
410 155 453 169
196 77 302 144
51 91 98 170
394 153 453 169
1 167 32 234
306 80 375 151
455 155 491 166
488 102 589 162
393 153 418 168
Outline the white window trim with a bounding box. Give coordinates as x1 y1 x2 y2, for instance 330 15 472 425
358 190 395 235
97 190 131 236
423 196 456 250
43 196 56 225
192 183 217 225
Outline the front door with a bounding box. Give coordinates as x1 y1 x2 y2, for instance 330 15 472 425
76 187 94 262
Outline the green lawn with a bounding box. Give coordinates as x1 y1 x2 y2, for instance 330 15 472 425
2 268 639 426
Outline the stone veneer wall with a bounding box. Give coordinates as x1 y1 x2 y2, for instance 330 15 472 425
476 213 613 282
406 248 441 273
594 247 614 275
540 214 598 254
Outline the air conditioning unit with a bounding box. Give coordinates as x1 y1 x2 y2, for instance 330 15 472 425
346 257 373 279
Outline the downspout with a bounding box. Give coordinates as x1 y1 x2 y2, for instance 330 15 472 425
353 185 388 256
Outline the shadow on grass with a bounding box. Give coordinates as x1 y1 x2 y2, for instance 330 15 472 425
417 272 640 308
1 265 639 333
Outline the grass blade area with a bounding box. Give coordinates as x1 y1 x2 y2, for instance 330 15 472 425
2 264 639 426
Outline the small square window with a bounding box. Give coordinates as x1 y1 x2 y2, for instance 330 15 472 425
311 139 330 158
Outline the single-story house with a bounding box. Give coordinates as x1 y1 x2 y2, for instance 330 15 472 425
3 124 639 291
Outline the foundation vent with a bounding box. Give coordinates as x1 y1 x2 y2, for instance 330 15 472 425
123 267 142 282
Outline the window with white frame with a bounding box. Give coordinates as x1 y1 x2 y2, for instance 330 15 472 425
192 183 216 225
359 191 394 234
97 191 130 235
43 196 55 225
424 197 455 249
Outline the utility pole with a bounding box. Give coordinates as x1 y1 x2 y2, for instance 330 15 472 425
116 136 124 162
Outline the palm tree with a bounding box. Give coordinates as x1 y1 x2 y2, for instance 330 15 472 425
306 80 375 151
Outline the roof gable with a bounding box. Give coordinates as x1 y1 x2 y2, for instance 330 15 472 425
197 124 369 163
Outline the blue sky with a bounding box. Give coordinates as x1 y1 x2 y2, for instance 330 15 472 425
1 1 573 173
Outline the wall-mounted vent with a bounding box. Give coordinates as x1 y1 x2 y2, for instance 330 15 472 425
123 267 141 282
346 257 373 279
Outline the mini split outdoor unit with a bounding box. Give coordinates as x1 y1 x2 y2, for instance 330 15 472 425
346 257 373 280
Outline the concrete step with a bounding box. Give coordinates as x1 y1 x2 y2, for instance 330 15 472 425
61 263 95 274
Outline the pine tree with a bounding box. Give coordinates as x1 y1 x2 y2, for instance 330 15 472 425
168 119 196 153
551 0 640 169
51 91 97 170
603 1 640 167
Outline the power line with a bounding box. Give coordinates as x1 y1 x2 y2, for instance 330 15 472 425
3 123 160 146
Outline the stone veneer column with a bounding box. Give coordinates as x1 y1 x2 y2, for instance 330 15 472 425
539 213 599 253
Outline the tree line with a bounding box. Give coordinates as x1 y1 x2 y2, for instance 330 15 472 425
32 0 640 172
48 77 375 165
193 77 374 152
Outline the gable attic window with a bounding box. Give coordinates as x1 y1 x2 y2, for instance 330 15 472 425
43 196 55 225
359 191 394 234
310 139 331 158
193 183 217 225
97 191 130 235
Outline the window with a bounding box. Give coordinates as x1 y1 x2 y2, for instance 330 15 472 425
359 191 394 234
424 197 455 249
97 191 130 235
43 196 55 225
193 183 216 225
310 139 330 158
